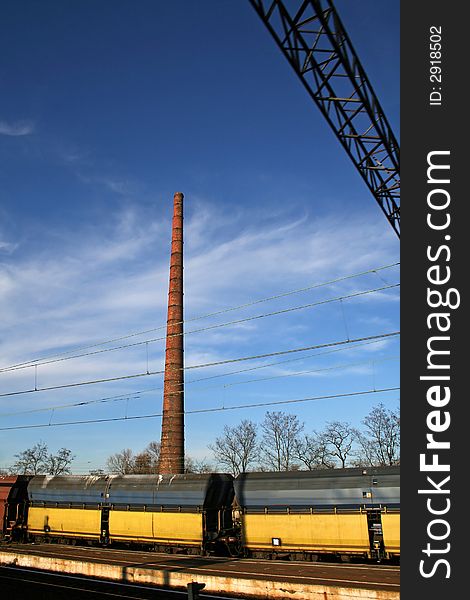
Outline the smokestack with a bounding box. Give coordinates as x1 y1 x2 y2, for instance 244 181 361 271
159 192 185 474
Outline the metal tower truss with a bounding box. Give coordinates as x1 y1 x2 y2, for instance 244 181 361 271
249 0 400 237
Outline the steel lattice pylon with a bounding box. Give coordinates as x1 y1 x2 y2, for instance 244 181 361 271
249 0 400 237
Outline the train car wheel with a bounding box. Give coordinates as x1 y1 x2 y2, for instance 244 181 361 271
308 554 319 562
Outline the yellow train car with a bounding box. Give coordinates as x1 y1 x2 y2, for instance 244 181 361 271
104 474 233 552
234 467 400 561
26 475 107 542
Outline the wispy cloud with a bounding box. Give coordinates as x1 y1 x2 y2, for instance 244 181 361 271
0 119 35 136
0 240 18 255
0 202 398 369
0 199 399 465
74 171 140 197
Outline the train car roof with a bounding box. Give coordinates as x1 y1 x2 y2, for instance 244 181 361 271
28 475 109 504
233 467 400 509
27 473 234 509
234 466 400 481
107 473 233 508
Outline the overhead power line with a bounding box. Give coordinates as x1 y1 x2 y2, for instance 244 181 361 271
0 338 390 415
215 356 399 390
0 353 398 418
184 336 395 385
0 262 399 373
0 331 399 398
0 282 399 375
0 387 400 431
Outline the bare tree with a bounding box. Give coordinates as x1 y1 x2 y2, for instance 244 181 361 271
355 404 400 466
293 433 335 470
106 448 135 475
10 441 48 474
133 450 153 474
259 411 303 471
10 442 75 475
46 448 75 475
184 456 214 473
320 421 356 468
146 441 161 468
105 442 161 475
133 442 161 474
209 419 258 476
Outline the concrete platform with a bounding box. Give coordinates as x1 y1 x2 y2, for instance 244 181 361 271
0 544 400 600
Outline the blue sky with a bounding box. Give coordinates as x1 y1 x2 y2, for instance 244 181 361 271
0 0 399 473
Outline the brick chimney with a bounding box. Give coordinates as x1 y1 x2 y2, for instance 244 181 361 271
159 192 185 474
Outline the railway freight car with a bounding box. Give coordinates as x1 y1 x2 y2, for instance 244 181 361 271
0 475 30 541
27 474 107 543
4 467 399 562
232 467 400 561
25 473 234 554
103 473 234 553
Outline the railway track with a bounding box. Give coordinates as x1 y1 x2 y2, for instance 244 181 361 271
1 542 400 597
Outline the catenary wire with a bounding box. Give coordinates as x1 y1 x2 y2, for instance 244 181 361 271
0 262 399 373
0 387 400 431
0 354 398 417
0 331 399 398
0 282 399 374
0 337 391 414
